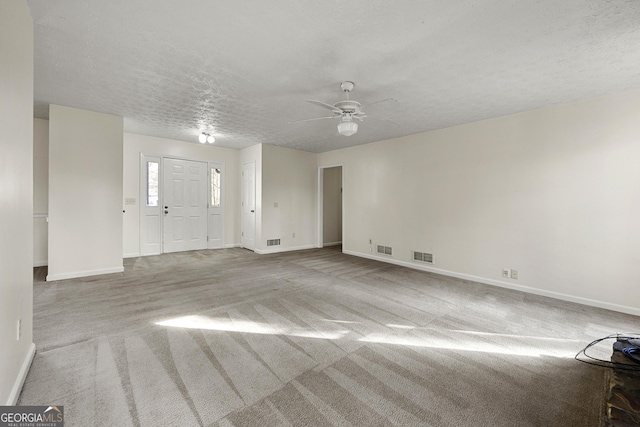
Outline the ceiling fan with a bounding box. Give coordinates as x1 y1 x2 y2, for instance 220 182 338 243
292 81 396 136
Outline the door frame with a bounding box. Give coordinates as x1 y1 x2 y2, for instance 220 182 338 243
139 153 226 255
317 163 344 250
241 161 256 251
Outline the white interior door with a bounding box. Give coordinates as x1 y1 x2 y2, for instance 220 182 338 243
242 161 256 250
163 158 208 253
140 154 161 255
208 163 224 249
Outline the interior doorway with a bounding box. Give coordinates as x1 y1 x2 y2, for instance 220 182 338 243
241 161 256 251
318 165 343 249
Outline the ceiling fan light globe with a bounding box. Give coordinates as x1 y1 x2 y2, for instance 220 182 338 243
337 121 358 136
198 133 207 143
207 135 215 144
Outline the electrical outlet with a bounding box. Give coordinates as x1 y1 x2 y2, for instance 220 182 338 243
292 232 295 238
369 238 372 244
502 268 510 278
16 319 21 341
511 269 519 280
274 202 278 208
369 246 372 253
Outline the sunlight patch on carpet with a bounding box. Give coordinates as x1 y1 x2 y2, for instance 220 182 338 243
155 315 348 340
358 332 576 358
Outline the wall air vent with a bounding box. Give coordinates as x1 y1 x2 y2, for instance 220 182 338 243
267 239 281 247
412 251 434 264
377 245 393 256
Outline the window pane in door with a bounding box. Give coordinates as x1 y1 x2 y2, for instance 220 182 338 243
147 161 159 206
211 168 221 207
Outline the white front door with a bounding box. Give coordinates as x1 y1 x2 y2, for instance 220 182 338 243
163 158 208 253
242 161 256 250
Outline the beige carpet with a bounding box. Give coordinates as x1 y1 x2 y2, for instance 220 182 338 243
19 246 640 426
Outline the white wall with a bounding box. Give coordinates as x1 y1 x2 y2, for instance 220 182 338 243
48 105 124 280
319 89 640 315
0 0 35 405
261 144 317 253
33 118 49 266
123 133 241 256
240 144 263 250
322 166 342 245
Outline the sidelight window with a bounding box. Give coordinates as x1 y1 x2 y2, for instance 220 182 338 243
211 168 221 207
147 161 159 206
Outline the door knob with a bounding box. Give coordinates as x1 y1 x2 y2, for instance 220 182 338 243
251 210 255 213
164 210 169 214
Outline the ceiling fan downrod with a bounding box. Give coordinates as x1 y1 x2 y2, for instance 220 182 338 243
340 81 355 99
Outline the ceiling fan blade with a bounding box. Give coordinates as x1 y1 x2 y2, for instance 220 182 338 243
361 98 398 109
289 116 337 124
307 100 342 113
365 115 400 127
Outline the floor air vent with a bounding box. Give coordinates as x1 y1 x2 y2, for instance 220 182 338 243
267 239 281 247
413 251 434 264
377 245 393 256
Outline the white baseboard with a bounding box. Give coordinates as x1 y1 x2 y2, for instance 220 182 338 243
33 260 48 267
323 241 342 247
46 266 124 281
255 244 316 255
6 343 36 405
344 249 640 317
128 246 241 257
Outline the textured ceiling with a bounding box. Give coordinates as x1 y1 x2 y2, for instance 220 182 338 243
27 0 640 153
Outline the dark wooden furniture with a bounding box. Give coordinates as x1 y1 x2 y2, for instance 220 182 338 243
605 341 640 426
